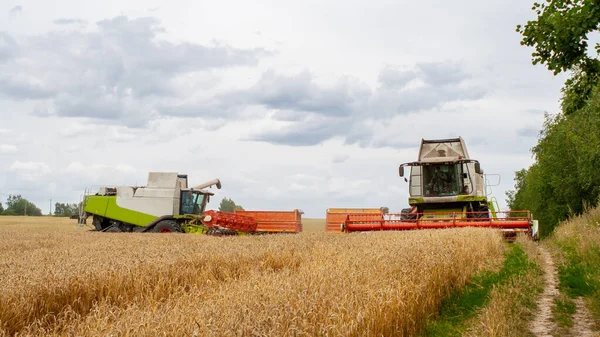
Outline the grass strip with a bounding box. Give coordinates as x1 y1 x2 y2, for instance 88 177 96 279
548 208 600 330
421 242 537 337
552 294 576 333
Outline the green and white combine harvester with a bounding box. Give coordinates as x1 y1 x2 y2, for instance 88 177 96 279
342 137 538 240
79 172 258 235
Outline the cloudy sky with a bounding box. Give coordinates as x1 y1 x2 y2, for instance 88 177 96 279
0 0 567 217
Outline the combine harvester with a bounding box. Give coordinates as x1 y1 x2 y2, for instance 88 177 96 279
341 137 537 240
78 172 302 235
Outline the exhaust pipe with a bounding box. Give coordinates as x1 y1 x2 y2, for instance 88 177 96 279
193 178 222 190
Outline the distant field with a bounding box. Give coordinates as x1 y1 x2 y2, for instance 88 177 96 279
0 216 327 232
0 216 505 336
301 218 326 232
0 215 78 232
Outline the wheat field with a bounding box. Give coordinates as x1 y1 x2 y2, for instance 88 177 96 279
0 216 504 336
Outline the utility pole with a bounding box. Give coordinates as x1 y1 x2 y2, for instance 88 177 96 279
49 199 52 215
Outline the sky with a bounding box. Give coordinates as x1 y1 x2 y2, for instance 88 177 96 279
0 0 568 217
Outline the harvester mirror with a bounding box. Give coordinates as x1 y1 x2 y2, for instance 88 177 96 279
399 166 404 177
475 162 482 174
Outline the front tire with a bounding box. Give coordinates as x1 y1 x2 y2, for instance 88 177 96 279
470 203 490 219
153 220 182 233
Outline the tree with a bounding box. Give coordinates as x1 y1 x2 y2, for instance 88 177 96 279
379 207 389 214
517 0 600 115
517 1 600 75
54 202 80 217
218 197 244 213
0 202 4 215
4 195 43 216
506 87 600 237
512 1 600 237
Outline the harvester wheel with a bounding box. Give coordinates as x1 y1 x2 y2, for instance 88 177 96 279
471 204 490 219
104 226 121 233
153 220 182 233
92 216 105 231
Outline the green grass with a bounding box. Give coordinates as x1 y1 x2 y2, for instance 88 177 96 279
556 245 599 297
553 241 600 330
547 207 600 330
552 295 576 330
421 243 538 337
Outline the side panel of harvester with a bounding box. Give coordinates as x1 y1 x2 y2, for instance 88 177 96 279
326 208 382 232
234 209 303 233
84 194 157 227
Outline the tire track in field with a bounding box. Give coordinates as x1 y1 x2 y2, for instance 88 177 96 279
529 246 559 337
571 297 595 337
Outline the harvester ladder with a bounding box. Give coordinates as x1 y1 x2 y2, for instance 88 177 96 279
77 188 91 228
489 196 501 219
484 174 501 197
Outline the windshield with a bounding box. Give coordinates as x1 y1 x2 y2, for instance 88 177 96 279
180 191 206 215
422 164 463 197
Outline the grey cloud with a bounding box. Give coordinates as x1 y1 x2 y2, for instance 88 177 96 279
158 99 244 119
377 66 417 89
517 127 540 138
248 117 354 146
525 109 547 115
377 61 471 89
271 110 307 121
0 32 18 63
9 6 22 15
2 15 270 123
52 94 123 120
0 76 55 99
226 70 371 118
361 135 419 150
244 62 485 147
249 121 337 146
96 16 268 75
468 137 489 146
332 155 349 164
372 84 486 117
418 62 471 86
53 18 87 25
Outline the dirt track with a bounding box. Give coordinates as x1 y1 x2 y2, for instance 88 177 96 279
572 297 595 337
530 246 559 337
530 246 596 337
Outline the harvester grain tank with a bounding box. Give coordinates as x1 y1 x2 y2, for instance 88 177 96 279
342 137 534 239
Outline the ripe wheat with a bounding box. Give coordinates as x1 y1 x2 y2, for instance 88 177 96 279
0 217 504 336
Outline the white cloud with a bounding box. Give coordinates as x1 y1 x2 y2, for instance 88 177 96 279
0 144 17 154
66 162 86 172
8 160 51 180
59 123 95 137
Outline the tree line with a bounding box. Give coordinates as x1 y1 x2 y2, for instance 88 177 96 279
508 0 600 238
218 197 244 213
0 195 81 217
